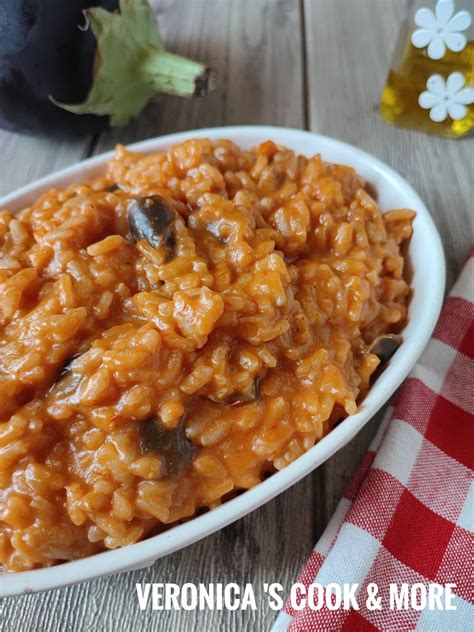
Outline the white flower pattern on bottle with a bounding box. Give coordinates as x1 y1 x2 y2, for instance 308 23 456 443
411 0 472 60
419 72 474 121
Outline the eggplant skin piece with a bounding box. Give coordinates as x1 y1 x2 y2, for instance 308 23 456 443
57 352 82 380
0 0 118 136
127 196 178 259
140 417 198 478
206 376 263 407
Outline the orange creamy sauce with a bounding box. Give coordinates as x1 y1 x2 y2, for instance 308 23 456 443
0 139 413 571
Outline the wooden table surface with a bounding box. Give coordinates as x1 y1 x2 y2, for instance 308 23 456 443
1 1 472 630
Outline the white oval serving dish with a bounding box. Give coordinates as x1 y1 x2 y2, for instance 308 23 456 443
0 126 445 596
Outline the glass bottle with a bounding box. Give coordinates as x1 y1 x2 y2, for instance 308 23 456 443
380 0 474 138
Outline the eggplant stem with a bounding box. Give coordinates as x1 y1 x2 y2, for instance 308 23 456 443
141 49 215 97
52 0 216 127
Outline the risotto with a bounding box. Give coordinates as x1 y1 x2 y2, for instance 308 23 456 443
0 139 414 571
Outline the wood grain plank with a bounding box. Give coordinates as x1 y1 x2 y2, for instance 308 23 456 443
1 2 308 631
0 131 92 198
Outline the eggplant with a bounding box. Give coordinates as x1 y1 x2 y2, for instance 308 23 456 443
127 195 177 258
140 416 198 478
57 352 82 380
206 376 263 407
367 334 402 384
367 334 402 363
0 0 215 136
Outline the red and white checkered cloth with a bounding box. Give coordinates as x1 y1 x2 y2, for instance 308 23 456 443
273 250 473 632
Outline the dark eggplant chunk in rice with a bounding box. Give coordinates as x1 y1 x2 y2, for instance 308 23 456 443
206 377 263 407
127 196 178 259
368 334 402 363
140 416 198 478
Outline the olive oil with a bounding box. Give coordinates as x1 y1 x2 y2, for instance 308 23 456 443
381 15 474 138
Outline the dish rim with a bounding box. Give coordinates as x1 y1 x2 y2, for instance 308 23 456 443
0 125 446 596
